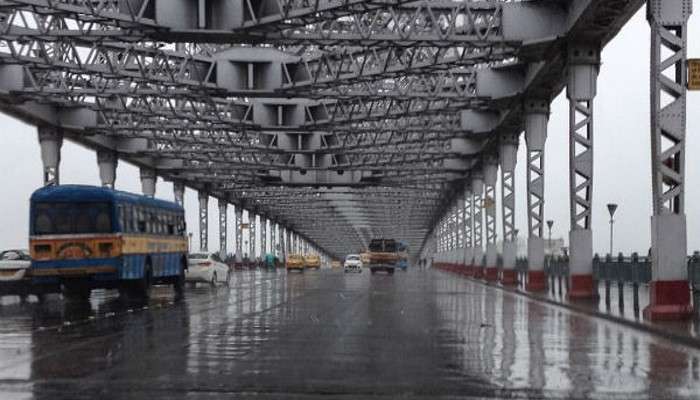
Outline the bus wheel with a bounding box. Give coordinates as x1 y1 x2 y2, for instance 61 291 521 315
132 266 153 299
62 283 90 302
174 263 186 300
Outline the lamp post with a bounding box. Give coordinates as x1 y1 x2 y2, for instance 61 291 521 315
546 220 554 255
607 203 618 256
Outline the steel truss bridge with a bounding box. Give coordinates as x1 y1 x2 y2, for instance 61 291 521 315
0 0 694 319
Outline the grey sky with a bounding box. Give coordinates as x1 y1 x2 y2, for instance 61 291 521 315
0 6 698 257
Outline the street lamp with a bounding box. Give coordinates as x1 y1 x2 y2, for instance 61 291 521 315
546 220 554 255
607 203 618 256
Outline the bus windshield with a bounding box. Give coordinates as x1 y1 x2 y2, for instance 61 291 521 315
32 202 113 235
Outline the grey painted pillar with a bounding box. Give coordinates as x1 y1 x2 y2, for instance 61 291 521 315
645 0 694 320
198 191 208 252
500 134 519 284
97 150 117 189
261 216 267 255
140 168 156 197
472 173 485 275
453 201 460 256
524 99 550 291
218 200 227 259
249 211 256 259
270 221 277 257
463 186 473 267
566 43 600 299
484 156 499 280
285 227 291 257
38 126 62 186
173 182 185 206
235 206 243 261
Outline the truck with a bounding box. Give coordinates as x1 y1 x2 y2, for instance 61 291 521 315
366 239 400 275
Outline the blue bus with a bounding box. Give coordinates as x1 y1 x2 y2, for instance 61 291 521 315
29 185 188 300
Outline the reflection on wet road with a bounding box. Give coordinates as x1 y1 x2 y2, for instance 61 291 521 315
0 268 698 399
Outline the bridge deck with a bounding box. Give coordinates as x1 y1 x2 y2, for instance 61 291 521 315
0 269 698 399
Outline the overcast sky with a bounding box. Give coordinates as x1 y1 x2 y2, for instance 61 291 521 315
0 5 699 257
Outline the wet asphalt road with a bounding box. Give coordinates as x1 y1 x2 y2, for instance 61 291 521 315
0 268 699 399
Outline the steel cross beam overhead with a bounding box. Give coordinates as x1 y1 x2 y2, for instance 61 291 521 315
0 0 645 259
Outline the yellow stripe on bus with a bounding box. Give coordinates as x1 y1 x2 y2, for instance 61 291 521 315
121 235 188 255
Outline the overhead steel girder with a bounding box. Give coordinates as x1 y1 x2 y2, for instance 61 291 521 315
0 0 416 37
0 1 564 47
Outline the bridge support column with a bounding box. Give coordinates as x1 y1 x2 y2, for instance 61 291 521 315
484 156 499 281
38 126 62 186
173 182 185 206
463 187 473 274
140 168 156 198
261 216 267 256
500 134 519 285
449 201 458 268
235 206 243 262
250 212 256 261
645 0 694 320
525 99 550 292
566 43 600 300
271 221 277 258
472 174 485 278
198 191 208 252
97 150 117 189
218 200 227 259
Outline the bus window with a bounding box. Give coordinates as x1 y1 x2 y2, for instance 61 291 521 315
95 205 111 232
34 203 53 234
167 213 175 235
32 202 113 234
177 216 186 236
137 207 147 233
75 209 91 232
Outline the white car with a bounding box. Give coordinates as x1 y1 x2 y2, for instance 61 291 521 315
0 249 33 299
0 249 30 282
186 253 230 286
344 254 362 273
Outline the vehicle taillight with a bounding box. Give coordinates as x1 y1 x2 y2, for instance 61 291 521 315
199 261 212 267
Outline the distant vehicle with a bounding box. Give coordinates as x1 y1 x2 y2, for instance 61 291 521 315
186 253 230 286
397 241 409 271
366 239 400 275
304 254 321 270
343 254 362 273
330 260 342 269
286 254 305 272
29 185 188 301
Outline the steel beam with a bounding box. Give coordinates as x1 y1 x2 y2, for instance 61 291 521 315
566 43 599 300
499 133 518 285
97 150 117 189
644 0 694 321
37 126 62 186
198 191 208 252
483 155 499 281
524 99 549 292
219 200 227 259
